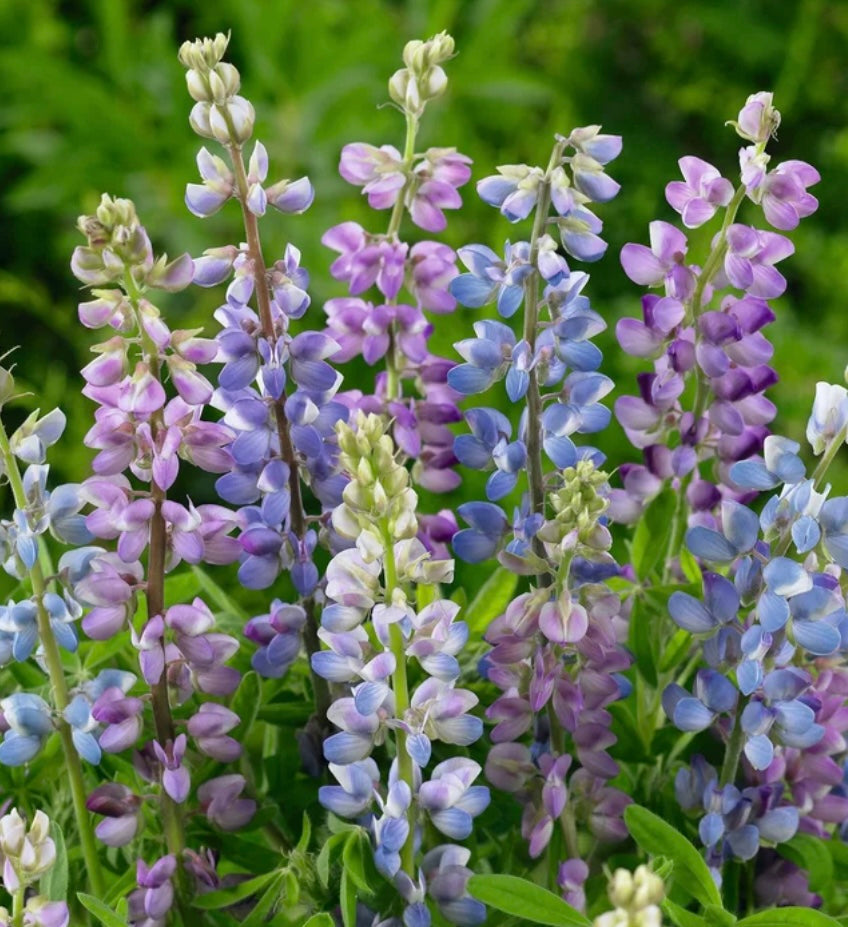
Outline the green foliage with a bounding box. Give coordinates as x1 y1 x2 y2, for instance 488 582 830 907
467 874 591 926
624 804 722 909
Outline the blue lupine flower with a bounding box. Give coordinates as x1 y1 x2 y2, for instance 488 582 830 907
669 572 739 635
454 408 526 501
0 693 53 765
477 164 543 222
819 496 848 568
449 242 533 318
448 320 535 401
64 693 102 765
740 668 824 769
729 434 806 490
662 668 738 732
453 502 509 563
686 500 760 562
759 478 826 554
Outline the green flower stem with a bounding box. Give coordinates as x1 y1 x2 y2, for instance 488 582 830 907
225 137 332 729
382 523 416 877
661 182 749 587
0 421 105 899
524 139 566 582
123 275 188 894
720 711 745 787
12 885 24 927
385 110 420 402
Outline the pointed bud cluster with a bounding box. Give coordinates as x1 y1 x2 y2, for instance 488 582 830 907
178 32 255 144
388 31 455 115
541 460 610 546
333 411 419 551
594 866 664 927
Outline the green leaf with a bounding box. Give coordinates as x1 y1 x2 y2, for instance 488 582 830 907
630 489 677 579
628 595 659 687
258 702 312 726
624 805 721 909
340 867 357 927
467 874 591 926
296 810 312 853
192 870 279 910
678 546 702 584
658 628 695 673
302 916 335 927
316 831 348 887
241 872 286 927
191 564 250 622
77 894 126 927
232 670 262 740
663 899 709 927
737 908 841 926
777 832 834 894
40 820 67 901
463 566 519 634
342 829 371 891
704 905 737 927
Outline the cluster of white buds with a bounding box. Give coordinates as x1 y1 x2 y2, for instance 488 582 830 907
178 32 254 144
388 31 455 117
334 412 419 557
593 865 665 927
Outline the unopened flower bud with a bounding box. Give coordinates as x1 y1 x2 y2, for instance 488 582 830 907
185 69 211 103
730 91 780 145
178 33 230 72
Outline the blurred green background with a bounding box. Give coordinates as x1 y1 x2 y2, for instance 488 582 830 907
2 0 847 496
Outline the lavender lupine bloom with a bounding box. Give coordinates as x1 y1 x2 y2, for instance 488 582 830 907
612 92 819 532
325 32 469 508
482 465 632 886
70 185 250 898
312 413 487 926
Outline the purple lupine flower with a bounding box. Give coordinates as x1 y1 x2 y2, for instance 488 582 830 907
620 221 696 301
129 855 176 926
187 703 242 761
754 160 820 231
86 783 143 847
245 600 306 677
197 774 256 830
409 241 458 313
152 735 190 803
665 156 734 228
323 222 408 299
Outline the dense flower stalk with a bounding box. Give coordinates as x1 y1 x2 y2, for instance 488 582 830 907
665 385 848 884
325 32 470 505
612 92 820 557
449 127 629 902
71 193 251 906
312 412 487 926
180 34 339 741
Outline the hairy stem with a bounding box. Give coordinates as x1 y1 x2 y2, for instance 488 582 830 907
225 139 332 729
385 110 419 402
124 275 188 889
524 140 566 583
720 711 745 787
0 421 105 898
